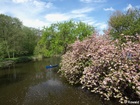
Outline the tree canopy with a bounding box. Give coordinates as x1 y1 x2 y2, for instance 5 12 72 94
0 14 40 58
108 8 140 40
34 20 95 57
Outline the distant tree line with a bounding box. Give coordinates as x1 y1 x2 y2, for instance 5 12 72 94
0 14 40 59
0 14 95 59
1 8 139 59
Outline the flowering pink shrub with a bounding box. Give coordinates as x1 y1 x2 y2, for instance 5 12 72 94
59 34 140 103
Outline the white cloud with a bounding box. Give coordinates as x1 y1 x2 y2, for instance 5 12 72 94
44 7 94 23
94 22 107 34
71 7 94 14
23 18 48 28
12 0 31 3
124 4 134 11
44 10 106 34
45 13 70 22
104 7 115 11
33 1 53 8
45 2 53 8
33 0 46 7
0 0 54 29
97 23 107 30
12 0 53 9
0 0 107 34
44 7 96 24
72 14 86 18
80 0 106 3
80 0 93 3
81 18 96 25
135 5 140 9
0 10 4 14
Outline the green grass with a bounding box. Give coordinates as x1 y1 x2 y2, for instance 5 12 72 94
0 56 33 69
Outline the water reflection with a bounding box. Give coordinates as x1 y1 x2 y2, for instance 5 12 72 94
0 68 26 88
23 67 64 105
0 57 121 105
24 80 63 104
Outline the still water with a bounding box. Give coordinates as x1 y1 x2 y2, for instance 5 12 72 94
0 57 120 105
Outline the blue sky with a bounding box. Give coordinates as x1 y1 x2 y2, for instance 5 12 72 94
0 0 140 34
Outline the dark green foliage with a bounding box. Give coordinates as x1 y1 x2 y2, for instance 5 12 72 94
0 14 40 58
21 26 40 55
108 8 140 41
0 56 33 69
0 14 22 58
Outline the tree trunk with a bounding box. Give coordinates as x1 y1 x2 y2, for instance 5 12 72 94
6 48 10 58
13 52 15 58
63 43 68 54
5 41 10 58
12 42 15 58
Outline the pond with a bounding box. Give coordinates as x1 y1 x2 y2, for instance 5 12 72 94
0 57 120 105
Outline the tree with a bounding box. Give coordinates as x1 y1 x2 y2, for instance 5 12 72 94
0 14 40 58
22 26 40 55
34 20 95 57
75 21 94 40
0 14 23 58
108 8 140 41
0 42 5 58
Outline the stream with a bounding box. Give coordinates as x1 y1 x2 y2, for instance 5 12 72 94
0 57 120 105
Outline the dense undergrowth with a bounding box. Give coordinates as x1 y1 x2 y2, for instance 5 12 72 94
59 33 140 104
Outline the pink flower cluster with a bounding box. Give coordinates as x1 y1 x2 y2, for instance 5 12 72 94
59 33 140 103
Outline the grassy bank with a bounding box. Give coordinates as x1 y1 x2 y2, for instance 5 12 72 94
0 55 43 69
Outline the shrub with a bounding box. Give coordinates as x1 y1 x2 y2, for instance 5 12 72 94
59 33 140 103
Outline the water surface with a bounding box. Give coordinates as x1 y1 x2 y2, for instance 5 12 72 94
0 57 120 105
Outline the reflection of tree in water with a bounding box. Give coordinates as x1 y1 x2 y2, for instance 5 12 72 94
35 68 58 81
33 57 60 80
45 68 53 80
23 70 64 105
35 72 44 79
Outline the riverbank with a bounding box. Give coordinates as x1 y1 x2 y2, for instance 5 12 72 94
0 55 43 69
